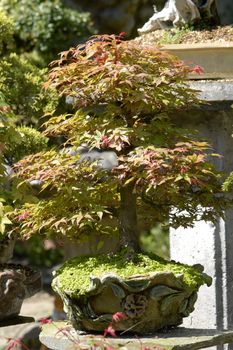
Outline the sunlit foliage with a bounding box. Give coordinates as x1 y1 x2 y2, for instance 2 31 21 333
0 10 14 55
11 34 228 244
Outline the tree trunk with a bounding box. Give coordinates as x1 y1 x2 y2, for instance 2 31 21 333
118 183 141 253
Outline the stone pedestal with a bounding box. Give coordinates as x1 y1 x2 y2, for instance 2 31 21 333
39 321 233 350
170 80 233 349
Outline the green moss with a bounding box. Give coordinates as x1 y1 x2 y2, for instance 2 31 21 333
53 251 211 297
159 27 191 44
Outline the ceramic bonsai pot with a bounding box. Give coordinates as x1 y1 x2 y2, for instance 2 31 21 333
0 263 42 320
161 42 233 80
52 253 212 334
0 237 42 321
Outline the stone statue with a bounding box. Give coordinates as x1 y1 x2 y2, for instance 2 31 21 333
138 0 216 34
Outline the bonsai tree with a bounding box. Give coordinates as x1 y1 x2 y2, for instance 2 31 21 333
12 33 226 244
11 34 228 333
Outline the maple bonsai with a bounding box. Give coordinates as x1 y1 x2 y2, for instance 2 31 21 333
13 33 226 247
11 34 228 332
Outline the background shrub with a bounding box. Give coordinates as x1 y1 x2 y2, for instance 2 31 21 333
0 53 59 124
0 0 96 63
0 10 14 55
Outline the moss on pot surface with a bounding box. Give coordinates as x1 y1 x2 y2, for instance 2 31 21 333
53 251 211 298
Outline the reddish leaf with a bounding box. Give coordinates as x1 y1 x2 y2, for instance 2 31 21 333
16 211 30 222
39 317 53 325
6 338 30 350
192 65 204 75
104 323 117 337
112 312 128 323
119 32 126 38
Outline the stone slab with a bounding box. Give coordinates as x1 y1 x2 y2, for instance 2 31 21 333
188 80 233 102
39 321 233 350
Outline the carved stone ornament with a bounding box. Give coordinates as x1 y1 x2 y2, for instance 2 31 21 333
138 0 215 35
0 264 42 320
53 267 212 334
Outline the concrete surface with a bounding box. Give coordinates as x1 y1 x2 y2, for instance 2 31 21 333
40 321 233 350
0 291 54 349
189 80 233 102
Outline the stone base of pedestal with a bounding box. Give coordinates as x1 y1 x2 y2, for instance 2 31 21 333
39 321 233 350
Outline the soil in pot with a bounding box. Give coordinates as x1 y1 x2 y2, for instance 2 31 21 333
135 25 233 46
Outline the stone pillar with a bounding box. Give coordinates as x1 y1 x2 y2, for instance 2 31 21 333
170 89 233 349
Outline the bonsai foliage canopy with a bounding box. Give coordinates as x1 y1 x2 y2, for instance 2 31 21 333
12 34 227 252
